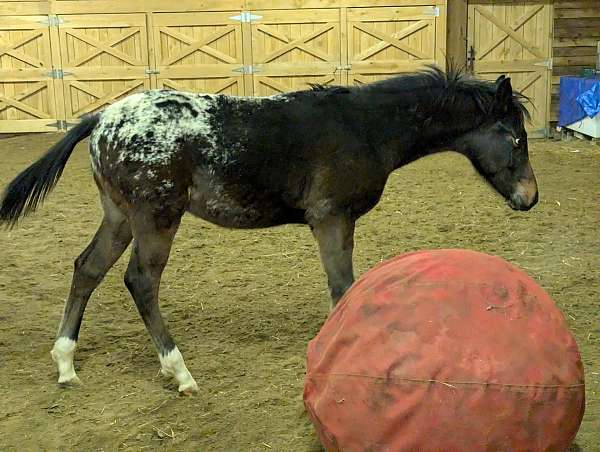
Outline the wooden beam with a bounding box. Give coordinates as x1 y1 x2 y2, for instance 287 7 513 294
446 0 467 68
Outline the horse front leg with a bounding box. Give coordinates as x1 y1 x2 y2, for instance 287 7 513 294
311 215 355 309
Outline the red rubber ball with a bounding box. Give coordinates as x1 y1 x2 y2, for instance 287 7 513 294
304 249 585 451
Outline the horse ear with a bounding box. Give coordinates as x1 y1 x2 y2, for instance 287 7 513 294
493 77 513 115
495 75 506 84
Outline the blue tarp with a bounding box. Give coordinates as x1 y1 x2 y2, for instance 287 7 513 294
559 76 600 127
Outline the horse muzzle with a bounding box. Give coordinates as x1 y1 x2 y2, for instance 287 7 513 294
508 168 538 211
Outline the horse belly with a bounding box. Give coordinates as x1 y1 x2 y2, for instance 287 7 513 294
187 178 304 228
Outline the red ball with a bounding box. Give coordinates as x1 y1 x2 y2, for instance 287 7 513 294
304 249 585 451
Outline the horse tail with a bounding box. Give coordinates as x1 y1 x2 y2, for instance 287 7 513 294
0 114 100 228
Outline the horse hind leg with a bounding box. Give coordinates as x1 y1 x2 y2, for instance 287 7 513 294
124 209 198 395
51 194 132 386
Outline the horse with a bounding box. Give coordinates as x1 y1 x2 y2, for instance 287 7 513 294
0 66 538 394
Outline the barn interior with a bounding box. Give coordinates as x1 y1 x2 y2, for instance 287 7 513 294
0 0 599 450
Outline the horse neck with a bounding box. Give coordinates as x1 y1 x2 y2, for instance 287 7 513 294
376 88 487 170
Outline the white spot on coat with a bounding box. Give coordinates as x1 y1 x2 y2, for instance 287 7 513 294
89 90 218 173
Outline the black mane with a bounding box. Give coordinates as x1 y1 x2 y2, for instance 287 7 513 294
304 66 530 120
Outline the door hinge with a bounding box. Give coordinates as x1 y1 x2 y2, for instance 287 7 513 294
534 58 553 70
45 69 72 79
335 64 352 71
39 15 64 26
46 120 76 131
229 12 262 23
145 68 160 75
424 6 440 17
233 65 260 74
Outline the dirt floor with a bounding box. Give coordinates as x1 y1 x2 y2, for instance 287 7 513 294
0 133 598 451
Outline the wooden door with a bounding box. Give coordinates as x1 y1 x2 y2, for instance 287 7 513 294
467 1 553 137
0 16 59 132
249 9 342 96
56 14 150 121
152 12 246 96
347 6 445 86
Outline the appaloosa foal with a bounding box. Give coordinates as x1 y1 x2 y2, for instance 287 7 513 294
0 67 538 393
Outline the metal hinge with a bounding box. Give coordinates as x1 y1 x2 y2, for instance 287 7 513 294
39 16 64 26
424 6 440 17
336 64 352 71
145 68 160 75
229 12 262 23
46 120 77 131
233 65 260 74
534 58 553 70
46 69 72 79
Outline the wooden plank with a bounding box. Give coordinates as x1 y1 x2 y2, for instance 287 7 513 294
158 77 244 96
0 2 49 16
248 0 447 9
555 1 600 9
554 65 589 76
146 12 159 89
340 7 349 86
58 13 147 27
48 0 244 14
347 6 442 22
0 119 57 132
555 8 600 19
554 18 600 30
153 11 245 26
554 46 598 56
253 73 341 96
350 59 436 72
554 55 598 66
241 14 253 95
435 3 446 69
253 9 339 23
446 0 467 67
554 37 600 47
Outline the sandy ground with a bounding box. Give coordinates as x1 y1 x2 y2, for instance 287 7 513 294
0 133 598 451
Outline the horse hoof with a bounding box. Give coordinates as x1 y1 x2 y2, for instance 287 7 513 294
58 375 82 388
178 380 199 396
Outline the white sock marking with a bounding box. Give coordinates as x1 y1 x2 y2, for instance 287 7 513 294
51 337 80 384
159 347 198 393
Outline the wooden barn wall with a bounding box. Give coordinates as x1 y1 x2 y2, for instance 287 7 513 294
552 0 600 123
0 0 447 132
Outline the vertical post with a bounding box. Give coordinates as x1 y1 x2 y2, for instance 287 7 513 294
545 2 554 137
435 1 447 71
146 12 159 89
241 11 254 96
340 7 348 86
445 0 468 70
47 12 67 131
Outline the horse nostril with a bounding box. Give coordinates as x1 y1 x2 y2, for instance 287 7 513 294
508 191 538 211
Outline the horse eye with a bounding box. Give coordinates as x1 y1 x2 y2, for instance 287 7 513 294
515 138 521 145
